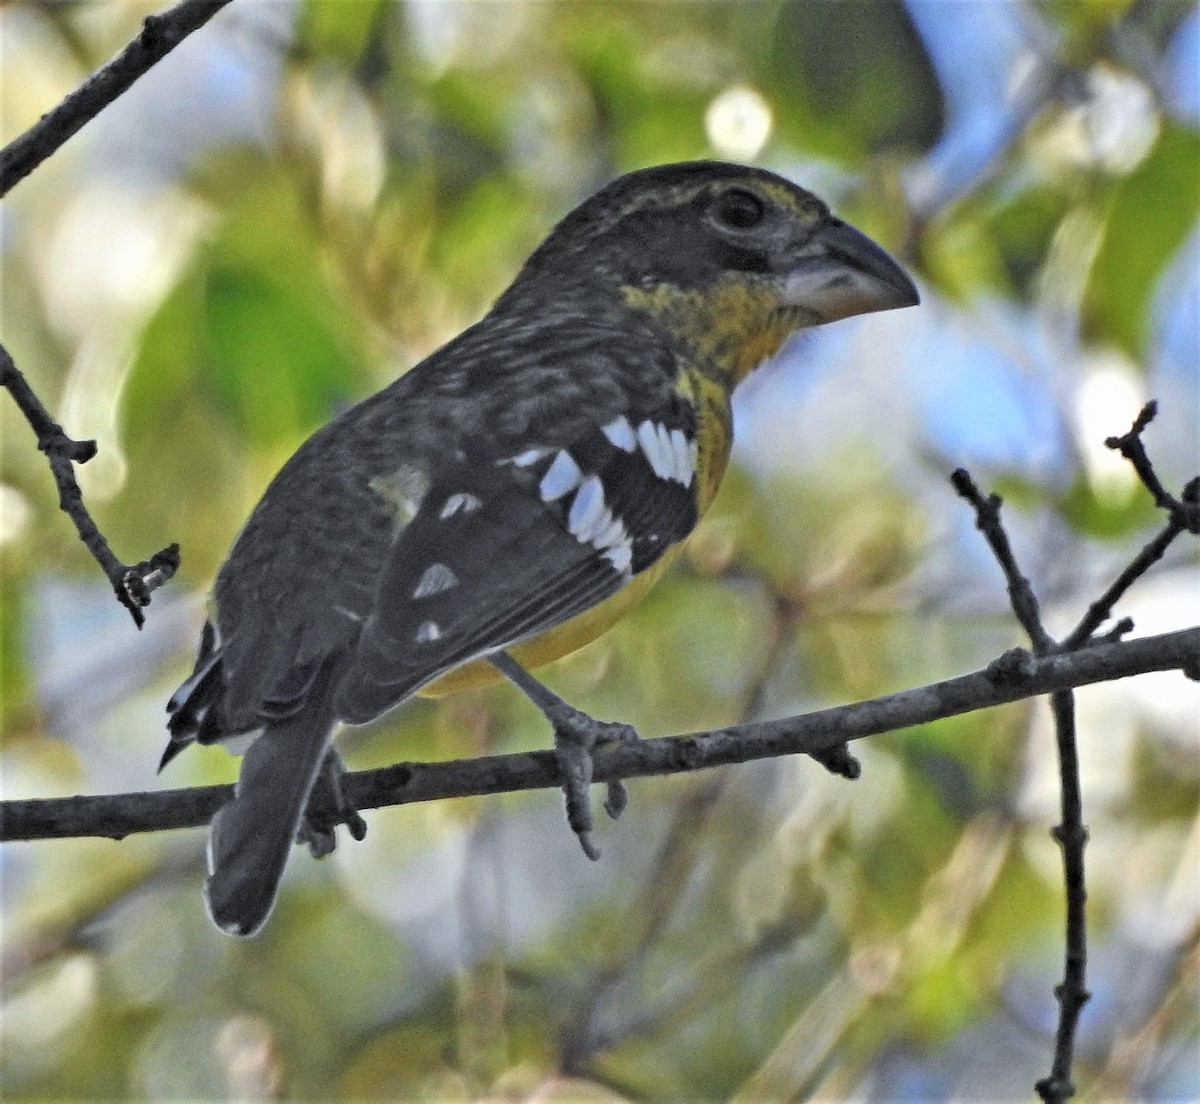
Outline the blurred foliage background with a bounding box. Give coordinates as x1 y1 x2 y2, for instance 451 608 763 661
1 0 1198 1100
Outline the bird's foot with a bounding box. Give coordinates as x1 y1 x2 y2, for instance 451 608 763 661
546 700 639 860
489 651 639 860
298 748 368 858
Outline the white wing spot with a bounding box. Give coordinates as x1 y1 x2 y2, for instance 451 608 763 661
566 476 634 579
637 420 677 482
636 420 666 479
413 563 459 599
593 512 624 550
539 450 582 502
440 492 482 519
657 423 675 476
634 420 693 485
593 510 633 576
568 476 606 539
603 541 633 574
506 447 549 468
669 428 692 482
415 620 443 643
602 415 637 452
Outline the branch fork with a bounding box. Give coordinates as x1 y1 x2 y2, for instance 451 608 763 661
1 346 179 628
953 401 1198 1104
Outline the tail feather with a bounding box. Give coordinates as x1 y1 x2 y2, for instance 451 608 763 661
203 667 339 937
162 620 224 771
167 620 220 719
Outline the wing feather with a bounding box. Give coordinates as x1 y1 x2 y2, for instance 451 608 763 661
335 399 700 723
177 323 702 741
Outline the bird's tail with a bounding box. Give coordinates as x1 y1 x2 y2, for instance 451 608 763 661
204 664 340 937
162 620 224 769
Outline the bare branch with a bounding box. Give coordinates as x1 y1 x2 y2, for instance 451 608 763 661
1102 402 1196 524
1 0 233 618
956 463 1091 1104
951 468 1054 651
0 0 236 197
1065 516 1189 651
1 345 179 627
2 627 1195 844
955 413 1199 1104
1066 405 1200 650
1036 688 1091 1104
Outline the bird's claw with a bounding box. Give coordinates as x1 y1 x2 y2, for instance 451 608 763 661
551 707 640 860
298 820 338 859
297 749 368 857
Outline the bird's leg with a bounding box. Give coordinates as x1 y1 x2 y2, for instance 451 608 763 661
489 651 639 860
297 747 368 858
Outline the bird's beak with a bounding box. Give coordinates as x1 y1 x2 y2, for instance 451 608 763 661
781 217 919 323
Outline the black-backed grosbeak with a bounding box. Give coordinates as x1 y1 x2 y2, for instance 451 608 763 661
163 160 919 935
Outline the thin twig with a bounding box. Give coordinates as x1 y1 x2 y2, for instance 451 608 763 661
1065 403 1200 652
954 408 1200 1104
953 466 1089 1104
1103 403 1172 511
0 0 236 197
1 345 179 627
2 626 1195 844
1063 518 1186 650
1036 689 1091 1104
951 469 1054 652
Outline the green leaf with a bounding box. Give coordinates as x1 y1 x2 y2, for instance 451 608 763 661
295 0 387 67
0 578 30 723
769 0 945 161
567 19 713 167
1057 471 1161 537
990 183 1073 300
905 955 981 1043
1085 123 1200 358
201 264 359 446
923 207 1013 302
119 165 372 573
427 175 540 309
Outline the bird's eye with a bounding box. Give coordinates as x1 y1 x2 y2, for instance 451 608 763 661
713 188 766 231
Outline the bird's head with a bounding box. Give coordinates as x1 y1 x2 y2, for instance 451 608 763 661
502 160 919 382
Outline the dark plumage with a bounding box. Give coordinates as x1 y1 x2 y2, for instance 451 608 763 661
164 160 919 935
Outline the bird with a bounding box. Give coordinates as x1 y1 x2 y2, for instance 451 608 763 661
162 160 919 936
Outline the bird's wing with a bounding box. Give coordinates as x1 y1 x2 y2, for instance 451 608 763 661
335 394 700 723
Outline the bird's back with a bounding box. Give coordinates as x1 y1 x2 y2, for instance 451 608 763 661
210 311 683 731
